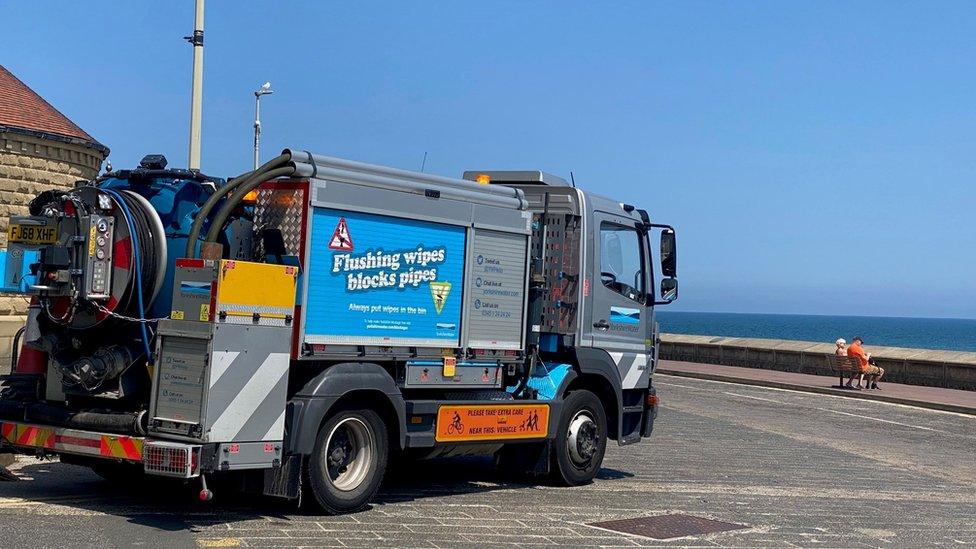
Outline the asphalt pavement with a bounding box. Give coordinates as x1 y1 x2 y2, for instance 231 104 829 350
1 375 974 548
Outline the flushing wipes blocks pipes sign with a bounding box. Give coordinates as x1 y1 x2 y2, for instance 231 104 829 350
303 208 466 346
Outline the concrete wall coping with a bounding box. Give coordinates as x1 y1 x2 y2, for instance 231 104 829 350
661 333 976 366
0 316 27 333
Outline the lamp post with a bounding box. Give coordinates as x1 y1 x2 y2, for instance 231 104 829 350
253 82 273 170
186 0 205 170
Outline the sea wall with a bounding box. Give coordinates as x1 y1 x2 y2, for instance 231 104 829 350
659 334 976 391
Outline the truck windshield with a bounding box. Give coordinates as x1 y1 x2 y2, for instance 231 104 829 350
600 222 645 301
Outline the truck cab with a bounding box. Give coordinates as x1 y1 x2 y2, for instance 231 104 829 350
463 171 678 444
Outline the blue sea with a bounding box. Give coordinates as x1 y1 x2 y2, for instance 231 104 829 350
657 312 976 353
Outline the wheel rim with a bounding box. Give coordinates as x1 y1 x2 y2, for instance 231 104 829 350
567 410 598 466
325 417 374 492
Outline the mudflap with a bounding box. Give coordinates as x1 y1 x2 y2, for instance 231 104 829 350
640 385 658 438
263 453 302 499
495 440 553 477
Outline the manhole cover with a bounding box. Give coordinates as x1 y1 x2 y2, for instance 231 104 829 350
588 513 748 540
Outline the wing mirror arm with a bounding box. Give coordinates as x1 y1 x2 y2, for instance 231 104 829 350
644 222 678 304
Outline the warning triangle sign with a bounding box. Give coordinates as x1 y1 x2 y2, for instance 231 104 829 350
429 281 452 314
328 217 354 251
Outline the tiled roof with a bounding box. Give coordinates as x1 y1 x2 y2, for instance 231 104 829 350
0 64 103 147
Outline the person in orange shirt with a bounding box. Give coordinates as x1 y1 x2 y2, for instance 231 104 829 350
847 337 884 389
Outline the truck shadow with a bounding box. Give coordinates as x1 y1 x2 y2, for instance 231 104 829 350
377 455 633 504
0 458 632 532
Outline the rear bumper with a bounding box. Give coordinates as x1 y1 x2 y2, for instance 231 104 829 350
0 420 144 462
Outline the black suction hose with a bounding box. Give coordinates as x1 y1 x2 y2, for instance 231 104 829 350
9 327 25 372
185 153 291 257
203 166 296 245
23 402 147 436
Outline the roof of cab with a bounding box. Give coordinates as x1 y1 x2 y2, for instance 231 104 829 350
462 170 571 187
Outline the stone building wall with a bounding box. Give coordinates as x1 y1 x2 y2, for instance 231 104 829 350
0 130 105 373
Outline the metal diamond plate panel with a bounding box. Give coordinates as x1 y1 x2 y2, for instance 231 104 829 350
253 184 308 260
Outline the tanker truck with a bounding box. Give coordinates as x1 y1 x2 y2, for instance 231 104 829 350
0 150 678 514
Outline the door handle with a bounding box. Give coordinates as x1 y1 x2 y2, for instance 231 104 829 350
593 319 610 329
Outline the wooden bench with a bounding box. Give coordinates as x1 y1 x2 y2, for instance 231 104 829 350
830 354 861 388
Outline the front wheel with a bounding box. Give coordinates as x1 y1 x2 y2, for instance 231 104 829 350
305 407 388 514
551 390 607 486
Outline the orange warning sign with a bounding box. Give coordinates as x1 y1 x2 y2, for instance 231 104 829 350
329 217 354 250
435 404 549 442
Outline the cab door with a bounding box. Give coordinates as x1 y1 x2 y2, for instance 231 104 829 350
585 212 652 390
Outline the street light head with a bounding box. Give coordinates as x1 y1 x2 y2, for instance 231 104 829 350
255 81 274 96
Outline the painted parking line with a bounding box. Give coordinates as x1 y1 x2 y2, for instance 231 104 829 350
721 391 785 404
196 539 242 548
812 407 947 433
660 379 954 433
719 388 949 431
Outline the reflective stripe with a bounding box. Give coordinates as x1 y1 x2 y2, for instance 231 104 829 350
1 420 143 462
16 425 55 449
55 434 101 449
99 436 143 460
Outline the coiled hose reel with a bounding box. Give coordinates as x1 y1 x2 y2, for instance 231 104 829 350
40 186 167 331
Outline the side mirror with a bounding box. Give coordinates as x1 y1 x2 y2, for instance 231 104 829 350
660 277 678 302
660 229 676 278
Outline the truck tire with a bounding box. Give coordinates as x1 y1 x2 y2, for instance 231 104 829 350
305 407 388 514
551 389 607 486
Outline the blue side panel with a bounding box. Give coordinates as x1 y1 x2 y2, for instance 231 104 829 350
512 361 573 401
0 250 7 292
304 208 466 346
1 247 39 293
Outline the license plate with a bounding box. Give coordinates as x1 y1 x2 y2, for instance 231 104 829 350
435 404 549 442
7 224 57 245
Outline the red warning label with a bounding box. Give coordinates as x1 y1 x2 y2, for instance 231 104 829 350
329 217 354 251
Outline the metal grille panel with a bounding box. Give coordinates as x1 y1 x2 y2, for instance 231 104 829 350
588 514 748 540
143 441 199 478
532 212 581 334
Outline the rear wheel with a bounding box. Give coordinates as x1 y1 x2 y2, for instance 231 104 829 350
551 390 607 485
305 407 388 514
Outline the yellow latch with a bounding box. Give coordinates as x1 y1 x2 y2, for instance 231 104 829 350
443 356 457 378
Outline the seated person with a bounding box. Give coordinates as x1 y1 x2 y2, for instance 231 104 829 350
847 336 884 390
834 338 855 387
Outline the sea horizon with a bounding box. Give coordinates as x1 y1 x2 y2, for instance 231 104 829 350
657 311 976 353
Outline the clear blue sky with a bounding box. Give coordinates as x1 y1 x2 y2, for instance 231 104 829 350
5 1 975 319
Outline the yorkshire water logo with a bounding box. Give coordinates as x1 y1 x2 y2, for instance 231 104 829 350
436 322 457 336
610 306 640 325
429 281 452 314
180 281 211 296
